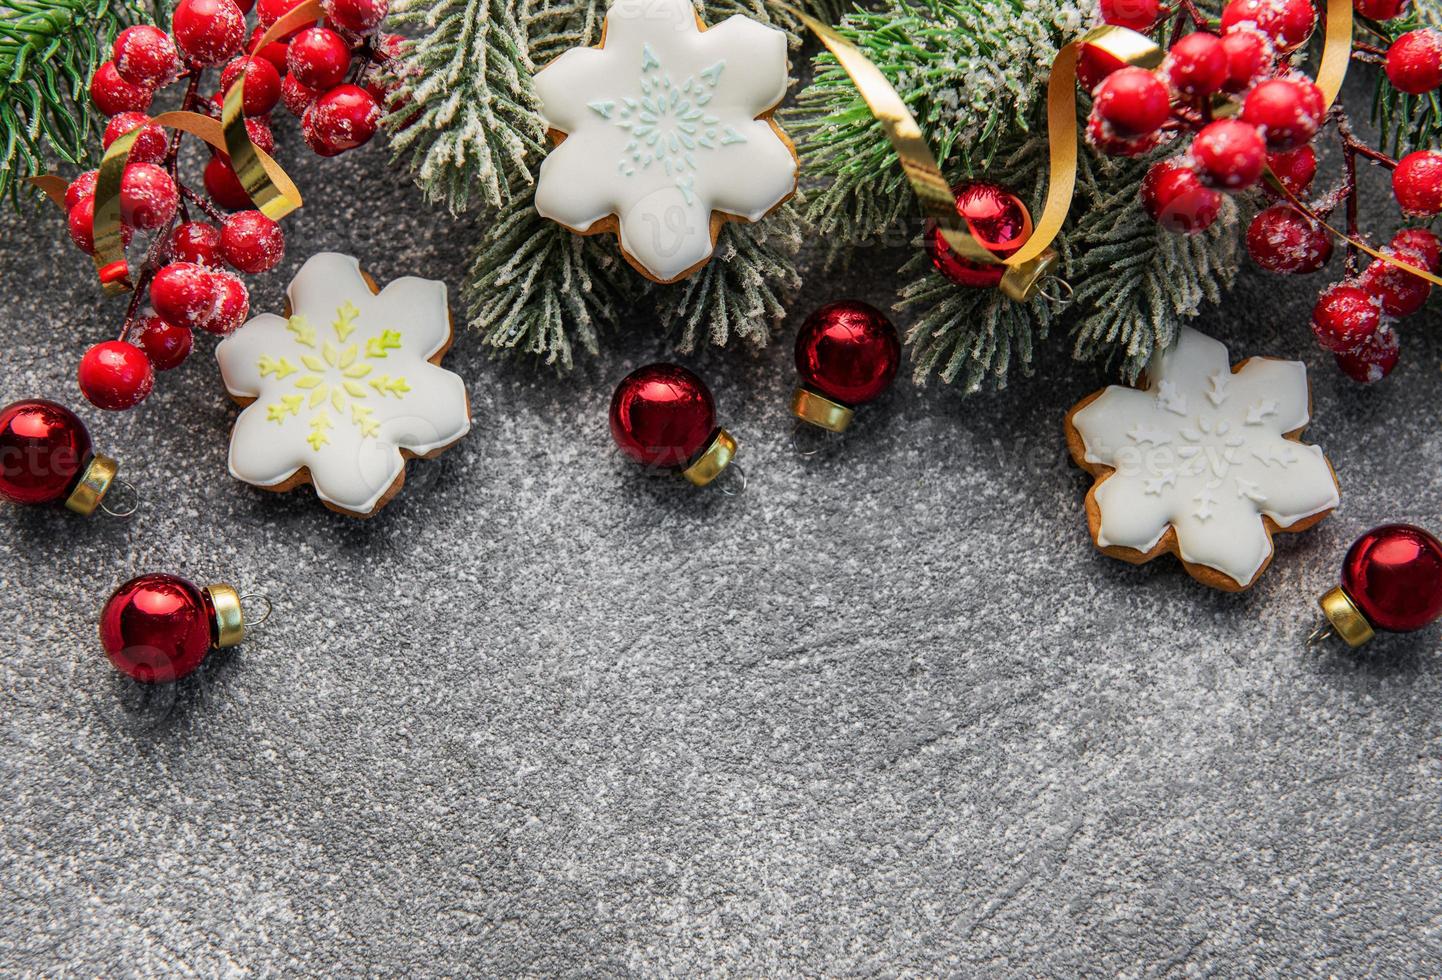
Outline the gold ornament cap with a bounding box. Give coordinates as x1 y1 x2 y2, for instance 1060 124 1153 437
1319 586 1376 649
682 428 737 487
791 387 855 434
64 454 118 516
205 583 246 649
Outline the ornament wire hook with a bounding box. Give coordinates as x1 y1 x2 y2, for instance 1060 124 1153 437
791 423 831 459
100 479 140 519
1307 623 1336 649
1037 276 1075 310
240 593 274 628
718 463 748 497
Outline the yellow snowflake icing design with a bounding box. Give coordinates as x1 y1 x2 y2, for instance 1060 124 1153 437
260 308 411 441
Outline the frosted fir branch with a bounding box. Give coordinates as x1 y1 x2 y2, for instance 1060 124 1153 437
1370 9 1442 157
386 0 542 214
1069 156 1241 380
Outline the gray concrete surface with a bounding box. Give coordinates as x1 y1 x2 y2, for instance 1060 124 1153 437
2 108 1441 975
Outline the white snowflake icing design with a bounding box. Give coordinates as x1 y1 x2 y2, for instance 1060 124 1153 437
1070 327 1339 587
532 0 797 283
216 253 470 515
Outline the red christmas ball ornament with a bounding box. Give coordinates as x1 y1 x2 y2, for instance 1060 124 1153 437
99 574 258 683
1385 29 1442 96
79 340 155 411
1191 119 1268 190
925 180 1034 289
1141 159 1223 234
0 399 123 515
1317 524 1442 647
609 363 737 487
1240 77 1324 152
90 61 153 116
1334 324 1399 383
1221 0 1316 53
1245 206 1332 274
171 0 246 66
791 300 901 433
1392 150 1442 216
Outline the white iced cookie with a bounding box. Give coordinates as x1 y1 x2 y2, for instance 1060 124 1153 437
216 253 471 519
532 0 797 283
1064 326 1340 591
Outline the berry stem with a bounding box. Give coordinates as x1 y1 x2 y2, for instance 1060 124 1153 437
180 182 227 223
1171 0 1214 30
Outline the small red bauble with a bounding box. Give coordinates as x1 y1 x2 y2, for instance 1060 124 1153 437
1221 0 1316 52
1191 119 1268 189
137 315 195 371
1354 0 1409 18
1241 77 1324 151
1334 324 1399 383
1392 150 1442 216
925 180 1034 288
0 400 99 507
119 162 179 232
1165 32 1229 98
203 152 253 210
171 0 246 66
1310 283 1381 352
1391 228 1442 272
1100 0 1165 31
287 27 351 89
90 61 153 116
1359 247 1432 317
302 84 381 155
165 221 224 266
103 112 168 164
322 0 389 34
220 210 285 273
1141 159 1223 234
100 574 252 683
1266 145 1318 196
1334 525 1442 636
219 56 283 116
113 26 179 88
1092 67 1171 138
1219 28 1274 93
609 363 736 486
1245 206 1332 274
1385 30 1442 96
79 340 155 411
793 300 901 432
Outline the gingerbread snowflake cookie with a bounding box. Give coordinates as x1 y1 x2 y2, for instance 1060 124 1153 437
532 0 798 283
1065 326 1340 591
216 253 471 519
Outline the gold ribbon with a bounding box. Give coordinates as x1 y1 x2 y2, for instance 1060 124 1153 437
33 0 317 294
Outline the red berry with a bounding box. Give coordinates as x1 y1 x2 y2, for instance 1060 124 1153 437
150 262 220 329
164 221 224 266
373 32 405 62
1165 33 1229 98
245 116 276 154
136 315 194 371
1099 0 1165 30
1245 206 1332 273
205 272 251 334
220 210 286 273
1360 247 1432 316
1085 112 1161 157
1141 159 1223 234
1241 77 1324 151
1354 0 1409 18
113 26 179 88
1093 67 1171 138
257 0 317 37
1266 145 1318 196
247 26 291 73
64 170 98 212
1219 28 1274 92
1191 119 1268 189
203 153 253 210
90 62 152 116
103 112 168 164
118 162 178 232
302 84 381 155
1221 0 1316 53
281 74 321 116
1391 228 1442 272
322 0 388 34
1334 325 1399 384
1392 150 1442 216
219 56 283 115
286 27 351 89
67 197 135 254
171 0 245 66
1385 30 1442 96
78 341 154 411
1077 43 1128 93
1311 283 1381 352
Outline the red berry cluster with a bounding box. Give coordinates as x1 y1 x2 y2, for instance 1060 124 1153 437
1086 0 1439 384
71 0 404 411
